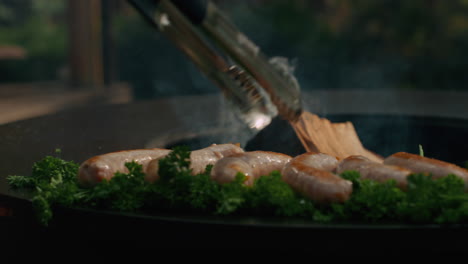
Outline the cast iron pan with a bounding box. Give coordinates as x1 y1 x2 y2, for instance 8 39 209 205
1 95 468 254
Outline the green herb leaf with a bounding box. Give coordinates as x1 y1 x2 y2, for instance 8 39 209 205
419 144 424 157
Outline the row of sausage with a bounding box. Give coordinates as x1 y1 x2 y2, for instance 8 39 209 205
78 144 468 203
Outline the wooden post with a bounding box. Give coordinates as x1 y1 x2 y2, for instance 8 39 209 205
67 0 104 90
101 0 117 86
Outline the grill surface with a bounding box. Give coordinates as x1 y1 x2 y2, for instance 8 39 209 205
1 94 468 252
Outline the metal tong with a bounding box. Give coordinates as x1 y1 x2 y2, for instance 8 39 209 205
127 0 303 131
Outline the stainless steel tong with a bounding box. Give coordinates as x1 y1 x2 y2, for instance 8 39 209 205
127 0 303 130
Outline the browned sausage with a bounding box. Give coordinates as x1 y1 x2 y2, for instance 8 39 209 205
78 148 171 187
336 155 411 189
384 152 468 189
145 143 244 182
281 152 352 203
210 151 292 186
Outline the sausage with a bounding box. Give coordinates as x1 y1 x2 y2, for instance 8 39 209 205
384 152 468 189
79 143 244 186
336 155 411 189
210 151 292 186
290 152 340 171
281 152 352 203
78 148 171 187
145 143 244 182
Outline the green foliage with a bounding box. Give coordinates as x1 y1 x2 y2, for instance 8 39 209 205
31 155 79 183
338 171 406 222
397 174 468 224
7 175 37 189
246 171 315 217
83 162 149 211
7 156 82 225
336 171 468 224
244 0 468 90
0 0 66 82
157 145 191 183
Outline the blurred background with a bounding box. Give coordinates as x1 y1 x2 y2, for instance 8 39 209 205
1 0 468 124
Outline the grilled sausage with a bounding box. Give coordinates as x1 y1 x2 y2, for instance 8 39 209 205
210 151 292 186
145 143 244 182
384 152 468 189
78 148 171 187
336 155 411 189
291 152 340 171
281 152 352 203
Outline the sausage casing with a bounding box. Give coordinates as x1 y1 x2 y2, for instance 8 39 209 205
336 155 411 189
78 148 171 187
281 152 352 203
384 152 468 189
210 151 292 186
145 143 244 182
